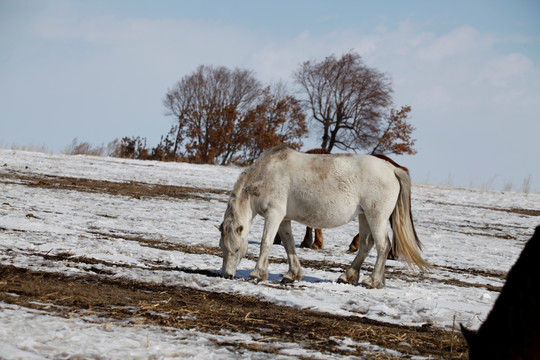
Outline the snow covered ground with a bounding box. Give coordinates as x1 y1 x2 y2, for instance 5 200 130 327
1 149 539 359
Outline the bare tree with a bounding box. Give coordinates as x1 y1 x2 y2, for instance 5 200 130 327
294 51 415 154
163 65 261 165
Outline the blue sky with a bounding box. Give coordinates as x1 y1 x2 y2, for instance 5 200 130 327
1 0 539 191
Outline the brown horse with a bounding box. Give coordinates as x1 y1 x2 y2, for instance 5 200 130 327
275 150 406 260
461 225 540 359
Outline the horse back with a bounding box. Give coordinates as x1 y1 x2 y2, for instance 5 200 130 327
249 147 400 227
255 147 399 198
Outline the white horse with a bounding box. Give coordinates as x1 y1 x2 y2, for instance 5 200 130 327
218 145 428 288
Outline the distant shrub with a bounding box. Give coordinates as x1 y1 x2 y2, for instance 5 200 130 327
63 138 105 156
149 135 179 162
108 136 178 162
116 136 149 160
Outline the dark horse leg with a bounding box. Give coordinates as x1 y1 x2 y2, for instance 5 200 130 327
301 227 324 249
348 234 360 252
300 227 313 248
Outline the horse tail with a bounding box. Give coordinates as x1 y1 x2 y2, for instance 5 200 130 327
391 168 430 271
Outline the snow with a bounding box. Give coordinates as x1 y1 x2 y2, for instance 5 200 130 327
1 149 539 359
0 304 303 360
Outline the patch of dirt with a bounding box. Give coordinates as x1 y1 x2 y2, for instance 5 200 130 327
425 199 540 218
505 208 540 217
0 264 468 359
0 171 228 201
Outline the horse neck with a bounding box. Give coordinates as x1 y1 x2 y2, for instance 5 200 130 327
228 192 253 228
229 166 258 227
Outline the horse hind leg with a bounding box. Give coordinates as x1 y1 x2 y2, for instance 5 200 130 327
349 232 393 258
338 214 373 285
361 221 391 289
349 233 392 257
278 220 302 284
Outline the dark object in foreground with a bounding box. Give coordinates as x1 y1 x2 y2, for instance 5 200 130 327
461 225 540 359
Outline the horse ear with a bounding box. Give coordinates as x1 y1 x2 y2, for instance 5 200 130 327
460 324 476 346
236 225 243 235
215 223 224 233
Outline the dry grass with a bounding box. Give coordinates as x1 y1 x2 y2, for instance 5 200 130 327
0 142 52 153
0 264 469 359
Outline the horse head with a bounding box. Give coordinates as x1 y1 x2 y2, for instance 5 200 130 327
219 199 249 279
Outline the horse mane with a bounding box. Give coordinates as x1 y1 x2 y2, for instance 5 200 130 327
226 145 292 225
233 145 290 195
372 154 409 174
306 148 330 155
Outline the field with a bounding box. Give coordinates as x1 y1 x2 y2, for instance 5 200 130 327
1 149 539 359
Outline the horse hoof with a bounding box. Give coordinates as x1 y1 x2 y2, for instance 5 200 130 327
347 247 357 253
280 276 295 285
221 274 234 280
249 276 261 284
361 277 384 289
337 277 352 285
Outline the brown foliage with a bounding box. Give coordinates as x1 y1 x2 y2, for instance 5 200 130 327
105 55 415 164
150 135 178 161
107 135 179 162
371 105 417 155
234 86 307 165
116 136 149 160
163 66 307 165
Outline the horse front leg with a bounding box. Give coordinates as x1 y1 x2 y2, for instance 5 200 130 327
278 220 302 284
249 211 282 283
